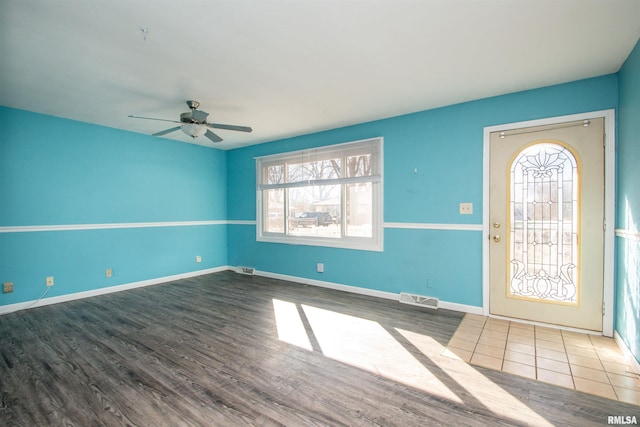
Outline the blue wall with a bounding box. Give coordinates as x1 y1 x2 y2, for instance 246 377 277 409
2 69 634 361
0 108 228 306
227 75 618 308
616 38 640 363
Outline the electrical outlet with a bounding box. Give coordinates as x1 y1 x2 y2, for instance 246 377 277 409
196 256 202 263
317 263 324 273
106 268 113 278
459 202 473 215
46 276 54 287
3 282 13 293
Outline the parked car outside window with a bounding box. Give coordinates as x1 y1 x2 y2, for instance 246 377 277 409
289 211 335 228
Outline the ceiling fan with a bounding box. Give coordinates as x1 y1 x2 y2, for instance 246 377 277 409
129 100 252 143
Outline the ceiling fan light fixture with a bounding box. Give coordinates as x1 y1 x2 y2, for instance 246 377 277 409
129 100 251 143
180 123 207 138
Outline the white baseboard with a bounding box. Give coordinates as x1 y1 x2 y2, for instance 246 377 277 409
0 266 229 315
439 300 484 315
614 331 640 374
1 265 484 319
251 269 483 315
255 270 398 301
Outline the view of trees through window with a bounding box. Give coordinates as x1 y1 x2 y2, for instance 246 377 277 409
264 156 373 238
257 138 382 250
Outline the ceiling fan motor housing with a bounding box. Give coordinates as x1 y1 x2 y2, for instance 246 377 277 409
180 111 199 123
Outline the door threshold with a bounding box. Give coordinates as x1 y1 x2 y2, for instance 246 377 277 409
487 313 605 336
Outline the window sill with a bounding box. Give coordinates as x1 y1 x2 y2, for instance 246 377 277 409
257 233 383 252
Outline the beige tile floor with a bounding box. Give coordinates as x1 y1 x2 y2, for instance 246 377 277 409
445 314 640 405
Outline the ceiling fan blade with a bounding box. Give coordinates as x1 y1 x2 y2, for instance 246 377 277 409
205 129 223 143
128 115 181 124
190 109 209 123
153 126 181 136
208 123 253 133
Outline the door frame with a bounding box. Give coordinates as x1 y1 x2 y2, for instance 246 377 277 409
482 109 616 336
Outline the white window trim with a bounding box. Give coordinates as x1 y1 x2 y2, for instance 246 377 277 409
256 137 384 252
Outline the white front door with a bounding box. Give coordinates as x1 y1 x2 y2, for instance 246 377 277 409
489 118 605 331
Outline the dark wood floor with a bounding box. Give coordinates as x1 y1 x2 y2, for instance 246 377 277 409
0 271 636 426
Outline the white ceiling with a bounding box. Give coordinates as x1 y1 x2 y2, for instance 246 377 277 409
1 0 639 150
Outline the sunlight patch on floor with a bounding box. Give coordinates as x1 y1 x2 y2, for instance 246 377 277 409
300 304 462 403
272 299 312 351
397 328 554 426
272 297 571 423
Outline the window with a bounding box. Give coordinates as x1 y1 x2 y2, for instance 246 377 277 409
256 137 383 251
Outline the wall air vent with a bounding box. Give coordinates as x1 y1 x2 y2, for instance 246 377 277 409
236 266 255 275
399 292 439 309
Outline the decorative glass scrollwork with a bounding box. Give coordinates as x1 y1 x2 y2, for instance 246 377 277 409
509 143 579 304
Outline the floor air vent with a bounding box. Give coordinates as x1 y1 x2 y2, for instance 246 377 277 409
399 292 439 309
236 266 255 275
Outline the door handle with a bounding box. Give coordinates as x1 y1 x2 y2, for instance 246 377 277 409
493 235 501 243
